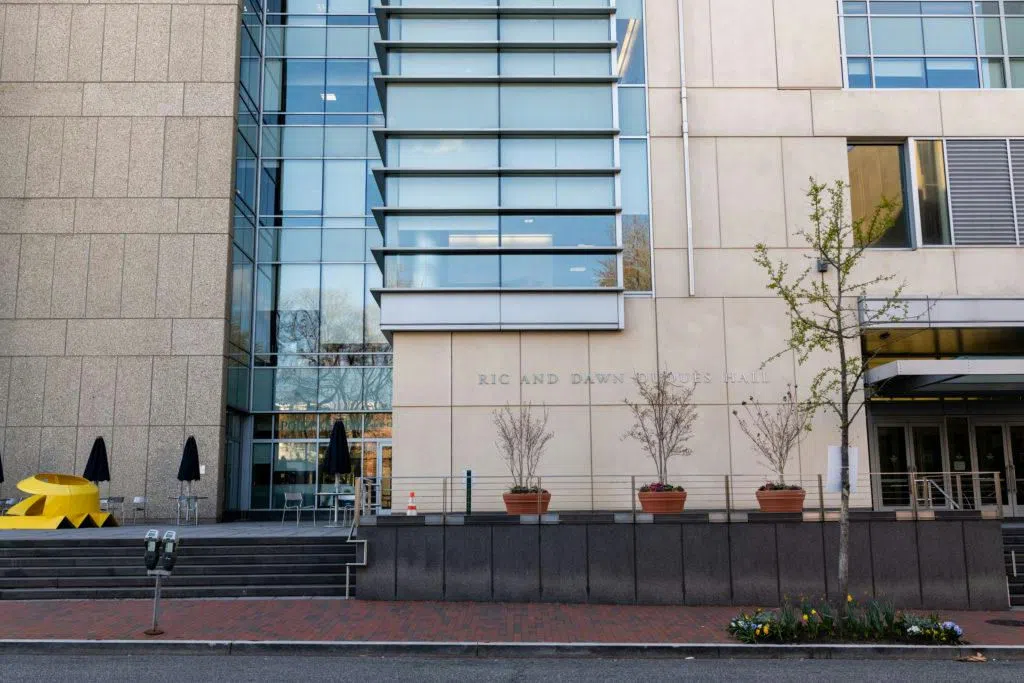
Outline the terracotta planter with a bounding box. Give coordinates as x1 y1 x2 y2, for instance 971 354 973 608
755 488 806 513
503 491 551 515
637 490 687 514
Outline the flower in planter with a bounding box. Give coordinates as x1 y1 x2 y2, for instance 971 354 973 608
758 481 805 492
639 482 685 493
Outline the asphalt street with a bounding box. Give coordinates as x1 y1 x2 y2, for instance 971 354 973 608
0 654 1022 683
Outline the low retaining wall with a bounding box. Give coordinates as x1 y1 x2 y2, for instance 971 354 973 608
356 514 1007 609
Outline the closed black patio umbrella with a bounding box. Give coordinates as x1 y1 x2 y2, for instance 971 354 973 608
0 449 5 499
324 419 351 490
83 437 111 495
177 436 201 495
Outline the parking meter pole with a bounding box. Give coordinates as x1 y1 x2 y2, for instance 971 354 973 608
145 574 164 636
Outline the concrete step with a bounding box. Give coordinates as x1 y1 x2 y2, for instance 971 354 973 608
0 552 355 569
0 584 354 600
0 563 348 579
0 543 352 559
0 572 350 590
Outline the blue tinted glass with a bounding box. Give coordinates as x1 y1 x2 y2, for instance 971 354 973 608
843 1 868 13
925 57 980 86
847 58 874 87
325 60 371 112
616 20 646 84
921 1 971 13
845 17 870 55
871 18 925 54
870 2 922 13
385 254 499 288
501 254 616 289
282 60 327 113
500 215 616 247
874 57 927 86
618 87 648 135
922 18 976 54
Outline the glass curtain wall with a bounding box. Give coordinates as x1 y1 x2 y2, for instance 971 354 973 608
228 0 393 511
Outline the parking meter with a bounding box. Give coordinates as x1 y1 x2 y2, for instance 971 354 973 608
144 529 160 570
160 530 179 571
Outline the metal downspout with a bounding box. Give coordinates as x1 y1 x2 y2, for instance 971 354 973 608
677 0 696 296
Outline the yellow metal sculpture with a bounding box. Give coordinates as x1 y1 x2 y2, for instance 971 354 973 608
0 473 117 529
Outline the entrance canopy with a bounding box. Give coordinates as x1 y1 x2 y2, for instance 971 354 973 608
866 359 1024 397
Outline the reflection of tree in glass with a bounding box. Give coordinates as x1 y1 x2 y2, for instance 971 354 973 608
597 217 652 291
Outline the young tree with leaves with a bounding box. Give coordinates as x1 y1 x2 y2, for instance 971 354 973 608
752 178 909 613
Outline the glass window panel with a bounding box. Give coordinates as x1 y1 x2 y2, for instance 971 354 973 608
387 85 499 128
914 139 951 245
982 57 1006 86
845 17 871 55
265 60 325 113
276 229 322 261
874 57 927 86
272 442 317 508
385 254 499 287
389 17 496 41
324 127 368 157
387 176 499 207
500 215 616 247
322 229 365 260
278 160 324 214
327 27 371 57
499 137 614 168
1007 1 1024 13
616 19 645 83
386 215 499 248
276 414 318 439
269 368 320 412
618 87 647 135
267 27 326 57
323 160 366 215
844 1 868 13
847 57 874 86
500 17 609 41
620 139 649 219
499 85 612 128
250 443 271 508
500 51 554 75
975 1 1000 13
1008 18 1024 53
279 127 326 158
871 18 924 54
275 264 321 353
320 264 364 348
501 253 616 288
922 1 971 13
317 367 363 410
620 139 651 291
500 176 614 208
363 367 392 411
922 18 976 54
325 60 371 113
1011 58 1024 86
555 51 611 75
925 57 980 86
846 144 912 247
394 51 498 76
387 137 499 167
976 17 1004 55
364 264 386 343
870 2 922 13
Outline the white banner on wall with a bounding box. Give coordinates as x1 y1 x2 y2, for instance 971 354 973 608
826 446 858 494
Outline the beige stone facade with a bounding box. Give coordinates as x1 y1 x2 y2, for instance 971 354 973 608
388 0 1024 510
0 1 238 517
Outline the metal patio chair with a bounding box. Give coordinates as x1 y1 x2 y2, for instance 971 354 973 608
282 491 315 526
130 496 147 524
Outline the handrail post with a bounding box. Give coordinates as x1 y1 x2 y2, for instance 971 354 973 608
817 474 825 522
724 475 732 523
630 475 636 520
909 473 919 520
995 472 1003 518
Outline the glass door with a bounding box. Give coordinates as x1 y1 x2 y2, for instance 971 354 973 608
911 425 946 508
1010 426 1024 517
945 417 976 510
876 425 911 507
974 425 1008 507
380 441 392 511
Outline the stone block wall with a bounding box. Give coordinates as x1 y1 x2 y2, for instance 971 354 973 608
0 1 240 517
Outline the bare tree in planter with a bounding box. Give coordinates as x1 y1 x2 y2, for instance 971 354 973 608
733 385 814 509
751 178 908 613
623 371 698 507
493 403 554 513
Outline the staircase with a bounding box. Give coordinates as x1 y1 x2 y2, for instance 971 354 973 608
1004 524 1024 607
0 536 358 600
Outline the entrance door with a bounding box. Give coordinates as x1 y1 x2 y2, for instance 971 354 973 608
911 425 947 508
974 424 1008 507
1010 426 1024 517
876 425 910 507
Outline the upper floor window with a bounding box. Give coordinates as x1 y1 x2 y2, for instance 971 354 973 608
841 1 1024 88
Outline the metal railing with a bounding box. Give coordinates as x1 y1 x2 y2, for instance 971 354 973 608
348 471 1006 521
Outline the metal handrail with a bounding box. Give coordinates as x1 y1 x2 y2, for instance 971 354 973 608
916 477 959 510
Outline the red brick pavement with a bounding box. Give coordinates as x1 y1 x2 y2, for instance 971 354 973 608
0 600 1021 645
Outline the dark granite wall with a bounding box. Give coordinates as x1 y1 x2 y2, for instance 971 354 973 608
357 518 1007 609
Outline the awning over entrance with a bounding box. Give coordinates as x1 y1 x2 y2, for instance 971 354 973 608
866 359 1024 397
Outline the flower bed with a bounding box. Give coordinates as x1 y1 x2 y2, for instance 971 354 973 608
727 596 965 645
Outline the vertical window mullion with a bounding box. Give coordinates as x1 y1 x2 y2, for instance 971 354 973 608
1000 1 1013 87
941 139 956 247
1007 138 1022 245
908 137 924 249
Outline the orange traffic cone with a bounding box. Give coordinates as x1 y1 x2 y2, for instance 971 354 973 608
406 491 417 516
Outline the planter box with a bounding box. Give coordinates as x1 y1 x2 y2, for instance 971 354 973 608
503 491 551 515
756 489 806 513
638 490 687 514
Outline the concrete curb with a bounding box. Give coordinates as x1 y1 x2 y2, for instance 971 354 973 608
0 640 1023 660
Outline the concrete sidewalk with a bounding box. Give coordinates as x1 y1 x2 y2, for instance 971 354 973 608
0 599 1021 651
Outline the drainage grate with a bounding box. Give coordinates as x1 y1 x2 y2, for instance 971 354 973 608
986 619 1024 628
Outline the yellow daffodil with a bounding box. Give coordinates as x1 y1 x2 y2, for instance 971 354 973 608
847 594 853 603
811 609 817 615
802 614 809 621
764 624 770 635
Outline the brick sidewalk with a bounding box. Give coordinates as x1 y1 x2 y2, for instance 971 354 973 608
0 600 1021 645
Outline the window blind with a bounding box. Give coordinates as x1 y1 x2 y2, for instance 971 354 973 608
945 139 1019 246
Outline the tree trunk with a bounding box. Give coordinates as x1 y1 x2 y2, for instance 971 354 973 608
838 429 851 619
